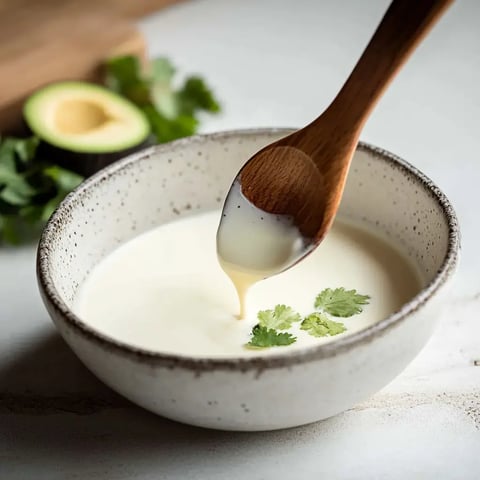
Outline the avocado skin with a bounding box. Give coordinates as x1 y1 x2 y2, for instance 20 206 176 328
34 135 153 177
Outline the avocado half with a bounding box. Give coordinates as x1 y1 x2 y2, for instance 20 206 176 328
23 81 151 176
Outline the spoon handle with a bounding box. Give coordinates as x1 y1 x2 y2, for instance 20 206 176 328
324 0 454 132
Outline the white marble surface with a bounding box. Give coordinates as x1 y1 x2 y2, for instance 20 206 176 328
1 0 479 478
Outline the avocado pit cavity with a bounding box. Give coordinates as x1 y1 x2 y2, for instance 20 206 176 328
55 99 114 135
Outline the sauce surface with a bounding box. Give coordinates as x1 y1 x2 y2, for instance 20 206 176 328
75 210 422 358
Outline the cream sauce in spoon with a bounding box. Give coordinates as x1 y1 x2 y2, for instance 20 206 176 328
217 180 307 317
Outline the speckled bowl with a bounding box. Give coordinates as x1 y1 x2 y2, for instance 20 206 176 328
37 129 459 431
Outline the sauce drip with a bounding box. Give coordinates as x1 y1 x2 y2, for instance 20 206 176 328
216 180 305 317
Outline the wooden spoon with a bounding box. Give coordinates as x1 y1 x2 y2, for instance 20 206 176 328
218 0 453 276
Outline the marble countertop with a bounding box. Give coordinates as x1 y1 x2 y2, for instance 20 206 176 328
1 0 479 478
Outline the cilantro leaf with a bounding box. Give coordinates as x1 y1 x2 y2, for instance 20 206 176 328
105 55 220 144
0 136 84 244
39 166 83 221
177 76 221 116
148 58 178 118
105 55 142 93
257 304 301 330
0 172 36 198
0 186 32 206
0 216 19 244
314 288 370 317
149 57 176 83
13 136 39 163
143 106 198 143
105 56 151 107
43 165 83 193
0 136 39 168
246 325 297 348
301 312 346 337
0 163 17 184
151 83 178 119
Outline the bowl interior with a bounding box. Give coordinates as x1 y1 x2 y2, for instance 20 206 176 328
41 129 455 328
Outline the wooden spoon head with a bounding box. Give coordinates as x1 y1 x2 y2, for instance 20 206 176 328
240 145 327 239
217 139 354 277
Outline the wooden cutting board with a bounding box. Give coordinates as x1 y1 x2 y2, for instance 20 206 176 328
0 0 181 133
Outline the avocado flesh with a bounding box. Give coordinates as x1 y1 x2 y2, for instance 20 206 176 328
24 82 151 176
55 99 113 135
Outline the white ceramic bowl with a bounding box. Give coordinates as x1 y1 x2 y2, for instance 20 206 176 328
37 129 459 431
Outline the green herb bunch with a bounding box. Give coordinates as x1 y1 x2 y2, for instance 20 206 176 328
0 55 220 245
0 136 83 244
105 55 221 143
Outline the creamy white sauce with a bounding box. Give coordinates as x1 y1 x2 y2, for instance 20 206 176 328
75 210 422 358
217 180 306 317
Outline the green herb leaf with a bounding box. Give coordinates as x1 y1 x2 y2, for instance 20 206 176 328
0 163 20 184
301 312 346 337
149 57 176 83
246 325 297 348
177 76 221 116
39 193 63 222
0 186 31 206
257 304 301 330
314 288 370 317
1 216 19 244
151 83 178 118
39 166 83 221
105 55 220 144
143 106 198 143
18 204 44 224
0 137 24 169
0 171 36 196
13 136 40 163
105 55 142 92
43 166 83 193
0 151 37 208
0 136 84 244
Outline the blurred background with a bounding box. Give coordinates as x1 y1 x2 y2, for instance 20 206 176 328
0 0 179 132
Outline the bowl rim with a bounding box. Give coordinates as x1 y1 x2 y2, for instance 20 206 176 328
37 128 460 372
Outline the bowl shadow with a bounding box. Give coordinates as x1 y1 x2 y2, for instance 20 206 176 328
0 331 343 478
